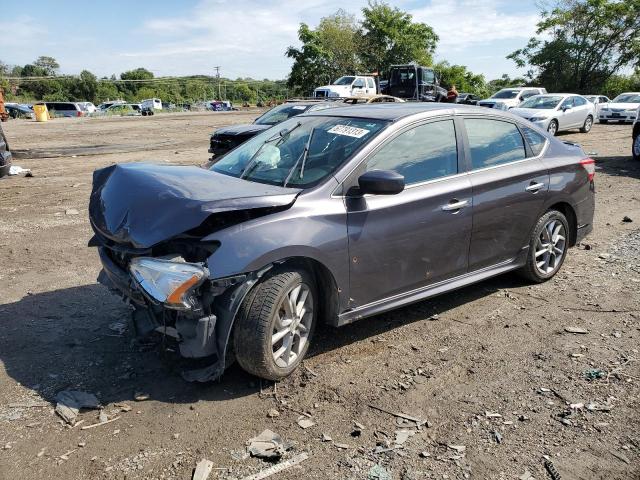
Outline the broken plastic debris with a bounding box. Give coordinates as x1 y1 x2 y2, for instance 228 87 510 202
564 326 588 334
8 166 32 176
192 458 214 480
297 417 315 429
247 429 286 459
54 390 100 425
394 429 415 446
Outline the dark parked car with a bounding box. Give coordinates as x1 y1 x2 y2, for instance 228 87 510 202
0 123 12 177
90 104 595 382
456 93 481 105
5 103 34 119
208 100 337 158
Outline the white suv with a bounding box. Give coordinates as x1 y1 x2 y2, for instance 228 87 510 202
478 87 547 110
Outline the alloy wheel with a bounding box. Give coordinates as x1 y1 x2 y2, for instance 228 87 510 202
534 219 566 275
271 283 313 368
634 135 640 158
548 121 558 135
584 117 592 132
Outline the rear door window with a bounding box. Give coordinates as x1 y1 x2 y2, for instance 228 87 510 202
465 118 526 169
365 120 458 185
367 78 375 89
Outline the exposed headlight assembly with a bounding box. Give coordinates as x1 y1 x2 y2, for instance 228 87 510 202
129 257 207 310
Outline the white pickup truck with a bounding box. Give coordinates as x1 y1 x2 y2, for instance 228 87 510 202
313 76 377 98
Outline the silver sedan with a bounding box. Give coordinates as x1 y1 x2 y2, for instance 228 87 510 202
510 94 596 135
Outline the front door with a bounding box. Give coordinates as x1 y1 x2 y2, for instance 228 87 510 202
462 118 549 271
346 118 473 308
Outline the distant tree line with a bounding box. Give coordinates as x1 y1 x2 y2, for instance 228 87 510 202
286 0 640 97
0 58 289 105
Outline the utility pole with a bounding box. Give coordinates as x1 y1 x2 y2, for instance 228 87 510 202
214 66 221 100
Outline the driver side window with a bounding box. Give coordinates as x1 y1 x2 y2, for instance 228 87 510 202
365 120 458 186
560 97 574 109
353 78 365 88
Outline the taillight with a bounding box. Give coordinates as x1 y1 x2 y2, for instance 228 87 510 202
77 110 83 117
580 157 595 181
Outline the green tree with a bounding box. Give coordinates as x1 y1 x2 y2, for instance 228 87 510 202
486 74 527 93
68 70 98 102
358 1 438 75
435 61 488 97
33 56 60 76
508 0 640 93
95 81 121 103
286 11 361 95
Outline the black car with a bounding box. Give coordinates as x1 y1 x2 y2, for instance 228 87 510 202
0 123 12 178
208 101 337 158
456 93 481 105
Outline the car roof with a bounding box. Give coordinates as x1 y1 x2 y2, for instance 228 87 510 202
303 102 506 121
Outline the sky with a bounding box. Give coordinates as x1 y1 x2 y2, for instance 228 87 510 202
3 0 541 81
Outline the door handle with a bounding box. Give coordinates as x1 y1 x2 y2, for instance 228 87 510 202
525 182 545 193
441 199 469 211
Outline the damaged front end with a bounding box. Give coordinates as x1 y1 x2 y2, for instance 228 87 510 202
88 163 299 382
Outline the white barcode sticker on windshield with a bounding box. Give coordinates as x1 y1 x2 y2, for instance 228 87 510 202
292 105 307 110
328 124 370 138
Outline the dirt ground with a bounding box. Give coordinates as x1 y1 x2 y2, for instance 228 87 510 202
0 112 638 480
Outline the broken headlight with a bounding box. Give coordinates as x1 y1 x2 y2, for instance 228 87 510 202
129 257 206 310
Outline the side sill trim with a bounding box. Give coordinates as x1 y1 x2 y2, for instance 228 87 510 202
337 258 522 327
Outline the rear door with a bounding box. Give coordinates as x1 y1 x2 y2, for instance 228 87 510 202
346 117 473 307
462 117 549 271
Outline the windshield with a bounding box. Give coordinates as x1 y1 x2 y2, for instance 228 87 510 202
519 95 564 109
333 76 355 85
212 116 388 188
612 93 640 103
492 89 520 99
254 103 311 125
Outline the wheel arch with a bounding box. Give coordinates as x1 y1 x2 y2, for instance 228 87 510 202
546 201 577 247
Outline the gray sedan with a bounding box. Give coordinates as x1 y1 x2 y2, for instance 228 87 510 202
511 94 595 135
89 104 596 382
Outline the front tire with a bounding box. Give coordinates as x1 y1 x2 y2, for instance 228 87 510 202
580 115 593 133
633 134 640 161
233 269 317 380
547 120 558 136
519 210 570 283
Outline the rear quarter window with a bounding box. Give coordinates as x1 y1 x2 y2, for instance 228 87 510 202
521 126 547 156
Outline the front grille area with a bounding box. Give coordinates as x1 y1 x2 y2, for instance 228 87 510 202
210 135 240 155
314 90 328 98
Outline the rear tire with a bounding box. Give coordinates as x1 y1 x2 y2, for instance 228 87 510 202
580 115 593 133
547 120 558 136
233 269 317 380
633 134 640 161
518 210 570 283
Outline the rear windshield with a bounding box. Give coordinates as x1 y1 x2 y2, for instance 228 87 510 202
491 90 520 99
212 116 388 188
390 68 416 87
254 104 311 126
48 103 77 111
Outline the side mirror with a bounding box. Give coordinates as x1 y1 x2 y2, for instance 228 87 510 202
357 170 405 195
562 105 572 112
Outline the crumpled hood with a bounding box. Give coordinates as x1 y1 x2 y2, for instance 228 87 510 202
89 163 300 248
213 123 270 137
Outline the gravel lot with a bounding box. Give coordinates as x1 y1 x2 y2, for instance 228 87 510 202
0 112 638 480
